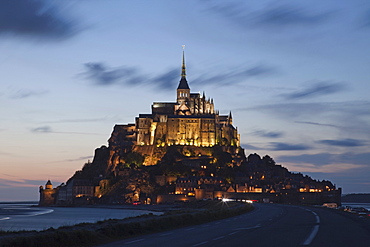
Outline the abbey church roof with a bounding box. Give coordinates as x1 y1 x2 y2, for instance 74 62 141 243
177 77 190 89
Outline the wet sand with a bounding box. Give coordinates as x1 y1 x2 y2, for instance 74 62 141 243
0 203 163 231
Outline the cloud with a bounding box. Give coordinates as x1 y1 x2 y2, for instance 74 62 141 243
207 3 332 30
192 64 277 86
284 81 347 100
43 118 108 124
0 177 54 188
361 9 370 27
152 68 179 90
254 5 332 27
82 62 277 90
278 152 370 166
242 101 370 119
242 101 370 147
241 102 326 118
31 126 52 133
251 130 284 138
268 142 311 151
294 121 340 129
30 125 104 135
50 156 93 163
83 63 144 86
10 89 48 99
0 0 80 40
241 143 263 150
317 138 366 147
283 162 364 174
66 156 93 162
0 151 22 158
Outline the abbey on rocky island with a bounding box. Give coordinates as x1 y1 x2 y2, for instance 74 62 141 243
39 49 341 206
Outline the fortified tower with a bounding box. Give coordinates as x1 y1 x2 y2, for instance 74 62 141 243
39 180 57 206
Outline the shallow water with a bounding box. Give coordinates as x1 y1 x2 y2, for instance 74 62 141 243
342 202 370 211
0 203 161 231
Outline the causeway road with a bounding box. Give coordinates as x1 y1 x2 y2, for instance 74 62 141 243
99 203 370 247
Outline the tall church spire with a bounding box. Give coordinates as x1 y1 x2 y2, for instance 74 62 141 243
181 45 186 78
177 45 190 90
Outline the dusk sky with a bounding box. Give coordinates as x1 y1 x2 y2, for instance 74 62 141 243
1 0 369 201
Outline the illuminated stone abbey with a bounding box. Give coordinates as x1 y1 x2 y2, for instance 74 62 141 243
115 49 240 149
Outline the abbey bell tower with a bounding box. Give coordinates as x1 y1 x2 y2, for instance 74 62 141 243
176 47 190 107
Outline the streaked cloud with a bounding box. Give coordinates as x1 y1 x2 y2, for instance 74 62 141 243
152 68 179 90
283 162 364 174
251 130 284 138
83 63 143 86
294 121 341 129
278 152 370 166
52 156 93 163
242 101 370 119
43 118 108 124
240 143 263 150
10 89 48 99
0 151 22 158
254 5 332 28
192 64 277 86
317 138 366 147
207 2 333 30
361 9 370 27
30 126 104 135
268 142 311 151
30 126 52 133
0 0 80 40
0 178 55 188
82 63 277 90
66 156 93 162
284 81 347 100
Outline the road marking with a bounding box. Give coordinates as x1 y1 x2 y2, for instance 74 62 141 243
185 227 195 231
302 225 319 245
301 209 320 246
125 239 145 244
0 217 10 221
192 241 209 246
160 232 173 236
235 224 261 230
213 236 225 241
228 231 239 235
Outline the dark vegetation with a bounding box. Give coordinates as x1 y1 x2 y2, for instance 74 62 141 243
0 201 253 247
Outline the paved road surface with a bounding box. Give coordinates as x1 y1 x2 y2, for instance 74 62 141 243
98 203 370 247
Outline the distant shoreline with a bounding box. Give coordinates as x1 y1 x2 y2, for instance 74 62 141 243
0 201 38 204
342 193 370 203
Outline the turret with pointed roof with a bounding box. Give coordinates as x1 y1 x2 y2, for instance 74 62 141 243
228 111 233 125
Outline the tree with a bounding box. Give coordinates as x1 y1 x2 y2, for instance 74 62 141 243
125 152 144 168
